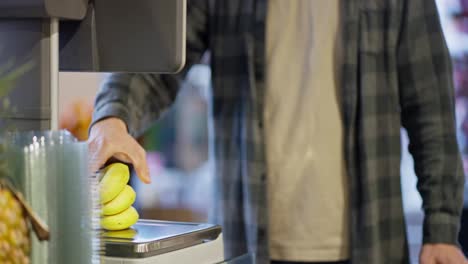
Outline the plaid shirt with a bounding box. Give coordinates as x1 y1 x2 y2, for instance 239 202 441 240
92 0 465 263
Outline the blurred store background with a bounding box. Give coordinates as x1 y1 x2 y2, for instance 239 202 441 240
57 1 468 263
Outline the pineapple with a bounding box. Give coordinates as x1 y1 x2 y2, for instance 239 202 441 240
0 140 31 264
0 61 34 264
0 182 30 264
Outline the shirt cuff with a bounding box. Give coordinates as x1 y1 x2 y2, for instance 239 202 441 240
423 211 461 246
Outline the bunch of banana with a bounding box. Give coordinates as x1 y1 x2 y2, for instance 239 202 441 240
99 163 139 231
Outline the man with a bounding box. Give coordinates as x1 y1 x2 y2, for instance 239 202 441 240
89 0 467 263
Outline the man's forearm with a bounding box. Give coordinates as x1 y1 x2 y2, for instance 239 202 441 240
92 73 179 137
397 0 465 244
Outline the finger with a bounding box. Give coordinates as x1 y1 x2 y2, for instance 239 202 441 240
133 160 151 184
110 137 151 184
452 251 467 264
460 255 468 264
126 140 151 184
112 153 134 165
420 259 435 264
110 151 150 183
420 255 436 264
442 255 460 264
113 151 150 184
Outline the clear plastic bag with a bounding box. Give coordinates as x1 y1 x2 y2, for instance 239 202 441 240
5 130 99 264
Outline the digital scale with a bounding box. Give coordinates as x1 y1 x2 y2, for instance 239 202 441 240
101 220 224 264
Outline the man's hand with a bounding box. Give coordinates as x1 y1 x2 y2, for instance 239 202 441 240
420 244 467 264
88 117 151 183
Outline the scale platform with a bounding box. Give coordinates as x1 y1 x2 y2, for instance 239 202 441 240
101 220 224 264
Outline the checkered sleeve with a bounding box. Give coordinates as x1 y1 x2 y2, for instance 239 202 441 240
397 0 465 245
92 0 209 137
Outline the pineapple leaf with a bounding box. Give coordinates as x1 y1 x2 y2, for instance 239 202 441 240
0 59 16 76
0 61 34 99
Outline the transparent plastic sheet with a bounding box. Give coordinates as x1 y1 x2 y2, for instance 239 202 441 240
5 130 100 264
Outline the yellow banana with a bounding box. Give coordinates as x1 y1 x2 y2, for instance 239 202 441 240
100 163 130 204
102 185 136 216
101 206 139 231
103 228 138 239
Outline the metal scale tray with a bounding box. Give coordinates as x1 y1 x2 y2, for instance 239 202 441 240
102 220 222 258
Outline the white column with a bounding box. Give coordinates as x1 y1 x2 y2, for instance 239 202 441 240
49 18 60 130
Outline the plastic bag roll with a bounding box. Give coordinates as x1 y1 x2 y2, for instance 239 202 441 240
6 130 99 264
